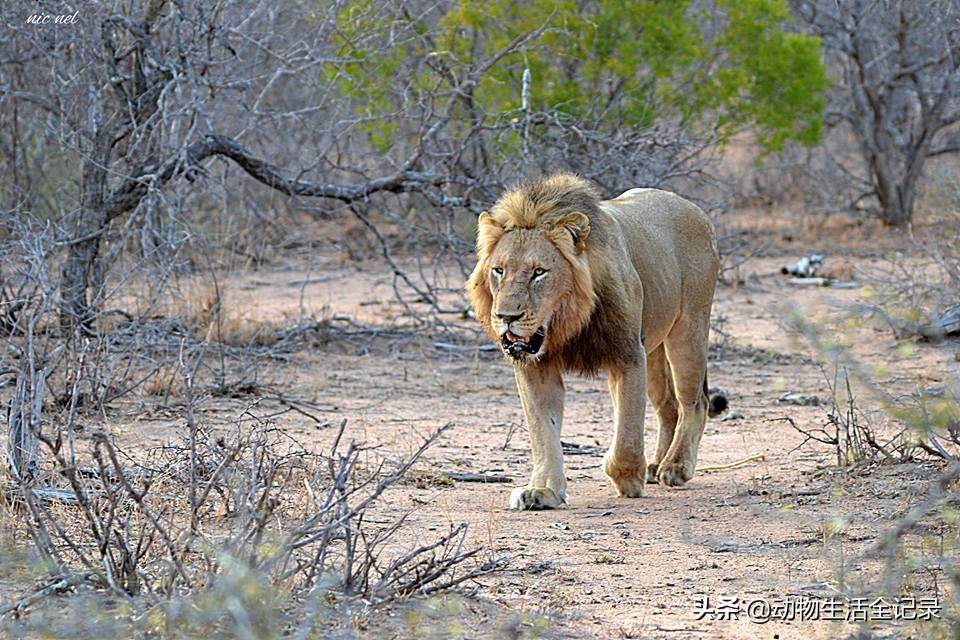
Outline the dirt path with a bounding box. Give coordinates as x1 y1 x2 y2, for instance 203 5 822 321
118 254 958 638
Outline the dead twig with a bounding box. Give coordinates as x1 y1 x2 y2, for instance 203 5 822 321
696 453 766 473
440 472 512 483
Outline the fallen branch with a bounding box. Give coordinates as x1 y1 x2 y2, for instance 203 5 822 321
920 303 960 340
788 277 860 289
696 453 766 473
561 441 605 456
433 342 498 352
24 487 103 505
0 574 90 616
441 472 512 483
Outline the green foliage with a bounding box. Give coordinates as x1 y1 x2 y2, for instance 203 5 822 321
324 0 828 154
708 0 828 151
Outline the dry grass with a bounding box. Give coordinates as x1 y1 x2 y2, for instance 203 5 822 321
180 283 281 347
729 204 960 256
142 367 182 398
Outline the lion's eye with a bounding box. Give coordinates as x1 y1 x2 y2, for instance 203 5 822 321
532 267 547 279
491 267 503 277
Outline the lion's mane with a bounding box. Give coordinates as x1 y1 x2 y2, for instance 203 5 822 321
467 174 640 375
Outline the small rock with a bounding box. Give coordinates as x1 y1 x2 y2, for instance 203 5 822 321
777 392 821 406
720 411 745 422
578 510 614 518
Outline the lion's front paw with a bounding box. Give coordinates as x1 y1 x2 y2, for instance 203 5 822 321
604 453 646 498
657 461 694 487
509 486 565 510
610 473 646 498
645 462 660 484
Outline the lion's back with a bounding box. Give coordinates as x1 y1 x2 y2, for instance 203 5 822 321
605 187 718 275
601 188 719 346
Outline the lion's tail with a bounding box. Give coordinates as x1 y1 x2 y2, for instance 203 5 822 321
703 374 728 418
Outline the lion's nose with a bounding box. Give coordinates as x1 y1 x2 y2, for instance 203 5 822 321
496 310 524 323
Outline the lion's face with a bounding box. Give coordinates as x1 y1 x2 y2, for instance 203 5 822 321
486 230 576 361
467 208 595 363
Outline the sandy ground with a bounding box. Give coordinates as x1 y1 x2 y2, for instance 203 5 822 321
29 246 960 639
16 241 958 639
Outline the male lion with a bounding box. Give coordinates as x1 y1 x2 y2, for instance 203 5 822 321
467 174 725 510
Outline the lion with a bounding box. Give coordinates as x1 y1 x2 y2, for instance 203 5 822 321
467 174 725 510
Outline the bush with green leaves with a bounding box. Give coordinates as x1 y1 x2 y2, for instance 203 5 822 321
326 0 828 156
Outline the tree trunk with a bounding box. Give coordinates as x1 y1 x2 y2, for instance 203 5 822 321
7 367 44 485
870 150 916 228
59 131 113 331
877 187 913 228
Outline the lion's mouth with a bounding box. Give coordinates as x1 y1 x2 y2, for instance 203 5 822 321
501 327 545 357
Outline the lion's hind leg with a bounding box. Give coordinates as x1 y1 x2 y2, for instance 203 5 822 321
645 345 679 483
658 313 710 487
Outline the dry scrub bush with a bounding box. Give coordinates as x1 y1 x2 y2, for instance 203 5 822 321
2 394 506 636
779 364 916 468
0 199 510 635
787 312 960 635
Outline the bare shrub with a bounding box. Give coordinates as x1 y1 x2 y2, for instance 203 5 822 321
2 374 505 631
780 364 915 467
786 310 960 635
0 208 504 626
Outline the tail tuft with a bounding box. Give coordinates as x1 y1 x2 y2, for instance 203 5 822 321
708 391 728 418
703 376 729 418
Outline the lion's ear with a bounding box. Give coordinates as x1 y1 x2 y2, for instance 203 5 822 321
477 211 498 233
552 212 591 254
476 211 504 258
